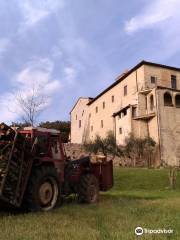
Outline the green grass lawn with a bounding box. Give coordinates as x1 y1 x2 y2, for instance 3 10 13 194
0 168 180 240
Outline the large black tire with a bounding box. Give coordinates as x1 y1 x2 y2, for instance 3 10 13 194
78 174 99 203
24 166 61 212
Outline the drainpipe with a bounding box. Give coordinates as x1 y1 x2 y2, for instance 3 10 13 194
114 116 117 143
70 112 72 143
135 70 141 137
135 70 139 92
112 115 117 143
155 88 162 166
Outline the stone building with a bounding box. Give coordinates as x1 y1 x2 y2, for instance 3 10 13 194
70 61 180 166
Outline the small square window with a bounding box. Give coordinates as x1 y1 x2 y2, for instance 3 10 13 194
101 120 103 128
132 107 137 118
119 128 122 134
122 109 127 117
151 76 156 84
145 96 147 110
171 75 177 89
112 96 114 102
124 85 127 96
103 102 105 109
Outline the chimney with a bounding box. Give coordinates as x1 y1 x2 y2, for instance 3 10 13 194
115 69 129 81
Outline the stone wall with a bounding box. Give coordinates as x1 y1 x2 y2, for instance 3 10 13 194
64 143 88 160
64 143 156 167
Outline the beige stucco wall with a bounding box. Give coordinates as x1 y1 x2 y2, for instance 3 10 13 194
144 65 180 89
70 62 180 166
115 107 132 145
70 98 90 143
87 68 144 142
157 89 180 166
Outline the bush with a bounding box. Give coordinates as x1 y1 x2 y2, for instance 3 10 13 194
123 135 156 167
84 131 122 158
84 133 156 167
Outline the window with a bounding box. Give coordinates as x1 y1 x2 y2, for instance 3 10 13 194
79 120 81 128
89 113 91 118
103 101 105 109
164 92 173 106
151 76 156 84
76 115 77 120
101 120 103 128
124 85 127 96
35 135 48 156
150 95 154 111
119 128 122 134
112 95 114 102
171 75 177 89
51 136 62 159
82 110 84 116
91 125 93 132
175 94 180 108
122 109 127 117
132 107 137 118
145 96 147 110
96 106 98 113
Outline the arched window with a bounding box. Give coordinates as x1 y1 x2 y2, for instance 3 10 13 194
150 95 154 111
175 94 180 108
164 92 173 106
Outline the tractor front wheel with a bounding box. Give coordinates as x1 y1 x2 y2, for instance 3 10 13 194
78 174 99 203
24 166 61 212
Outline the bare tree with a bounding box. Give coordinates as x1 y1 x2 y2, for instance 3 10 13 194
15 84 48 126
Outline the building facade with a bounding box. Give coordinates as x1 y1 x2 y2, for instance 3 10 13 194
70 61 180 166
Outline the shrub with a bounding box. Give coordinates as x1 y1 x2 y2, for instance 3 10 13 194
84 133 156 167
84 131 122 158
123 135 156 167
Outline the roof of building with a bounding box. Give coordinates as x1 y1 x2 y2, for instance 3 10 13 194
70 97 93 113
87 60 180 106
157 86 180 93
112 104 131 117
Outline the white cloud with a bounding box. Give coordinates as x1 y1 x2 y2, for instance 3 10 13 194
19 0 65 30
14 57 62 97
124 0 180 34
124 0 180 60
51 46 63 59
21 2 49 27
0 93 18 123
0 38 10 57
0 58 61 123
64 67 77 85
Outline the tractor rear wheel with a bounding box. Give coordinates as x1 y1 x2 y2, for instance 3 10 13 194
78 174 99 203
24 166 61 212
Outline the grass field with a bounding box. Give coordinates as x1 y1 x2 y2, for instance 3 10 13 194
0 168 180 240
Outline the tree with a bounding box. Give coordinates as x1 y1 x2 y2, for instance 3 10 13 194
84 131 122 158
84 132 156 167
39 121 70 143
15 84 47 126
123 135 156 167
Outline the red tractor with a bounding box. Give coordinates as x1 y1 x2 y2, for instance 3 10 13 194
0 123 113 211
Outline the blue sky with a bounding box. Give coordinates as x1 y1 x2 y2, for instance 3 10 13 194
0 0 179 123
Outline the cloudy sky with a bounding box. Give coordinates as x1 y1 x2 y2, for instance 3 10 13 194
0 0 179 123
